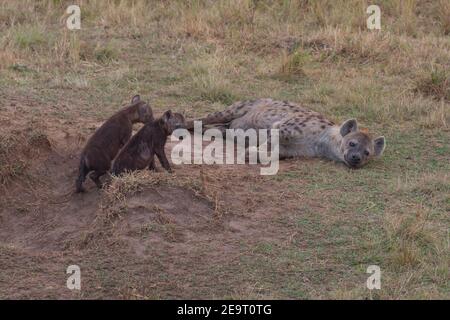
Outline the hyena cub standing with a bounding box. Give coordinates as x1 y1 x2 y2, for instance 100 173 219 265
76 95 153 192
112 110 186 175
186 98 385 168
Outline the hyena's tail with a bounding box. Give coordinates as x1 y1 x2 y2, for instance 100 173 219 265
75 155 89 193
186 100 256 131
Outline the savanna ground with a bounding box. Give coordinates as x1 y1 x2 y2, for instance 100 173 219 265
0 0 449 299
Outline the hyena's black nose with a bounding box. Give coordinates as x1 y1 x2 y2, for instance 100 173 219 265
352 154 361 162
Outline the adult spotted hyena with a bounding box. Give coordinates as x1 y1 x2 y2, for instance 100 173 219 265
186 98 385 168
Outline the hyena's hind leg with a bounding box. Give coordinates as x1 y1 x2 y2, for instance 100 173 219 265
186 100 255 130
89 170 108 189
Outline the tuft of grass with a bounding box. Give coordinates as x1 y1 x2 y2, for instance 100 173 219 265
392 0 418 36
384 211 437 269
104 171 191 203
415 69 450 102
277 50 309 80
9 64 32 73
197 79 236 105
304 27 399 64
94 43 119 64
437 0 450 35
13 26 47 51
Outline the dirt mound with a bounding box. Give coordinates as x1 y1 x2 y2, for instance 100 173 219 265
0 183 216 252
103 186 218 257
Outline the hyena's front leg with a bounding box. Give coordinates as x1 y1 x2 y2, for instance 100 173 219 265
245 129 276 163
148 155 156 171
155 148 172 172
267 124 297 160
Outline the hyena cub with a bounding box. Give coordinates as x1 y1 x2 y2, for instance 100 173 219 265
186 98 385 168
76 95 153 192
112 110 186 175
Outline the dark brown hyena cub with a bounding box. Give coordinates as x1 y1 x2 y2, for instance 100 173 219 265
75 95 153 193
112 110 185 175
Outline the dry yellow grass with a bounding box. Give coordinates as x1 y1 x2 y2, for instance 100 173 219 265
0 0 448 299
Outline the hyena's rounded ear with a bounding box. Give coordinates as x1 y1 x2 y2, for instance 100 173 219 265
373 136 385 157
162 110 173 122
340 119 358 137
131 95 141 103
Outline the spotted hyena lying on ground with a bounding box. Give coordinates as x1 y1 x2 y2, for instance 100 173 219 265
186 98 385 168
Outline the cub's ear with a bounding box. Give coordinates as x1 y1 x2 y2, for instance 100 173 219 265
131 95 141 103
162 110 173 122
373 136 385 157
340 119 358 137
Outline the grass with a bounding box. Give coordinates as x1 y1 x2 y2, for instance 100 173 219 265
0 0 448 299
415 68 450 102
94 42 120 64
277 49 309 80
13 25 47 50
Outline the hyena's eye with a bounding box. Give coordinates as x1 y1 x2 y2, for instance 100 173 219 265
349 141 356 147
364 150 370 156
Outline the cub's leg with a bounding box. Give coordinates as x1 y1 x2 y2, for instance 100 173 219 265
89 170 107 189
155 148 172 172
148 155 156 171
86 153 111 189
75 156 89 193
